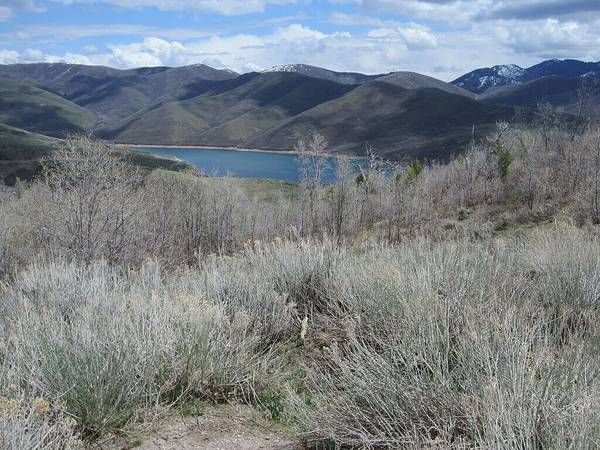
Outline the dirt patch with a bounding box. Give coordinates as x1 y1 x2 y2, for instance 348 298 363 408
97 404 303 450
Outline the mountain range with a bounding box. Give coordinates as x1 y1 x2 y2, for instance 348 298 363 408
0 58 598 173
452 59 600 114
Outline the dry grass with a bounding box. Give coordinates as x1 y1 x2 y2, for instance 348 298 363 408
0 228 599 448
0 124 599 448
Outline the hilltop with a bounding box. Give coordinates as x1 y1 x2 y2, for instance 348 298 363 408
0 62 517 160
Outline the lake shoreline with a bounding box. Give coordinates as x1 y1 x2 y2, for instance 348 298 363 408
117 143 301 156
115 143 345 158
119 144 371 182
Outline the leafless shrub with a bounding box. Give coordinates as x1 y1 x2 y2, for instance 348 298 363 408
0 260 277 437
0 395 82 450
285 229 600 448
141 170 244 265
24 135 145 265
297 132 329 236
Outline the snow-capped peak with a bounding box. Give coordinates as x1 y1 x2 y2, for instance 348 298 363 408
263 64 313 73
494 64 525 81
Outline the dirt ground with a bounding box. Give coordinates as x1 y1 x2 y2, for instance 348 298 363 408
98 404 304 450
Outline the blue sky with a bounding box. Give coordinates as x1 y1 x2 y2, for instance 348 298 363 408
1 0 600 80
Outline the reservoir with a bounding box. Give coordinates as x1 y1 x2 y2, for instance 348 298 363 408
132 146 368 182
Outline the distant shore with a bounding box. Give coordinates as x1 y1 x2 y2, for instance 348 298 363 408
116 143 301 156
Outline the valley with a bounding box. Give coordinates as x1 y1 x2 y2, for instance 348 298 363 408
1 34 600 450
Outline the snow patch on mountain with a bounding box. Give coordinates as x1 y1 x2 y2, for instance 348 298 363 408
263 64 313 73
496 64 525 81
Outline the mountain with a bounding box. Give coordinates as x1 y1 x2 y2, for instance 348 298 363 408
479 76 583 108
263 64 376 85
262 65 472 98
0 63 238 130
0 63 237 98
0 123 58 184
453 59 600 94
248 81 514 159
478 75 600 117
452 64 525 94
0 62 523 160
526 59 600 80
105 73 508 157
375 72 474 98
0 122 188 185
105 72 356 146
0 76 96 137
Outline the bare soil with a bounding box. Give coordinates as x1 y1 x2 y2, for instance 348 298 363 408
97 404 304 450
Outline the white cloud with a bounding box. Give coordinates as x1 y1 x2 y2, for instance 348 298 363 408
347 0 478 24
368 24 437 50
7 24 214 42
489 18 600 57
0 6 13 20
78 25 445 75
56 0 304 16
273 23 326 41
0 0 45 20
0 47 92 64
341 0 600 25
3 15 600 82
0 48 19 63
106 37 187 67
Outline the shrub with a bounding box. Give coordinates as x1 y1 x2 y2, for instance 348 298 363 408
0 260 277 437
0 395 82 450
496 146 513 178
25 135 144 265
284 230 600 448
406 160 423 183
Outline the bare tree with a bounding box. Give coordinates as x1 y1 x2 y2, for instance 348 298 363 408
296 132 328 236
326 156 354 245
32 134 143 264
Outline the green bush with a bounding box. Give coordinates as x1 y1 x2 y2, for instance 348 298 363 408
496 146 513 178
407 160 423 183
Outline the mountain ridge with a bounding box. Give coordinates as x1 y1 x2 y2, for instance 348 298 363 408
452 59 600 94
0 61 543 160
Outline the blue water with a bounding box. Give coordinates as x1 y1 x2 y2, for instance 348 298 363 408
133 146 368 182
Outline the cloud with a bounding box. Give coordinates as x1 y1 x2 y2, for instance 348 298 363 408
2 12 600 82
488 18 600 58
328 12 402 27
342 0 600 24
56 0 305 16
104 37 186 67
368 24 438 50
0 47 92 64
0 48 19 63
0 0 42 9
6 24 218 42
0 0 44 19
345 0 477 23
0 6 13 19
479 0 600 21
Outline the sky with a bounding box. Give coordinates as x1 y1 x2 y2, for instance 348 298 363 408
1 0 600 81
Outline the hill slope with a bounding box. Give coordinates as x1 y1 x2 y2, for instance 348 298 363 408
0 63 238 130
0 62 527 160
249 81 514 159
263 64 376 84
453 59 600 94
263 65 471 97
0 77 95 137
105 72 357 146
0 122 189 184
479 76 583 107
376 71 474 98
0 123 58 184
